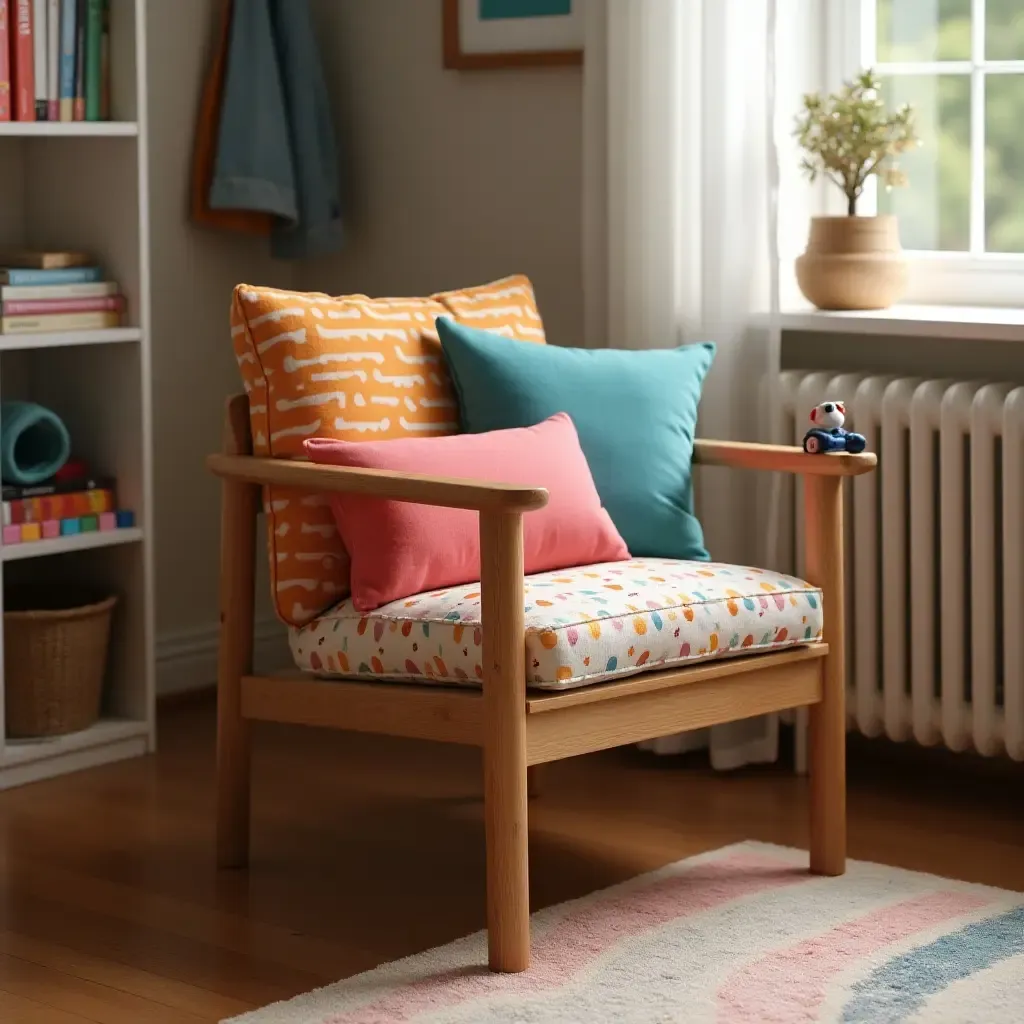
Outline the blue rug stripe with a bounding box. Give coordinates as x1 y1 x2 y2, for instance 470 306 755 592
840 905 1024 1022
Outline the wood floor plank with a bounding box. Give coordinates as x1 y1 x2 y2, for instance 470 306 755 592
0 952 206 1024
0 988 95 1024
0 702 1021 1024
0 931 251 1022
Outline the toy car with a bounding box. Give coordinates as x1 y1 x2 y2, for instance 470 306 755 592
802 401 866 455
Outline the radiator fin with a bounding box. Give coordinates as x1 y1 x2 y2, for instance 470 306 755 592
769 372 1024 761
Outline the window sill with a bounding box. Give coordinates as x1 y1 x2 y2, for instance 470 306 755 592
771 305 1024 343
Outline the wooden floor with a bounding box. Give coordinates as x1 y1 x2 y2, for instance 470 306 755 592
0 703 1022 1023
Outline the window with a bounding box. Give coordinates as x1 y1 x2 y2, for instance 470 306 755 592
839 0 1024 304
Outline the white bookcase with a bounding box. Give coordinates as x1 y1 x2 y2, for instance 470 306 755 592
0 0 153 788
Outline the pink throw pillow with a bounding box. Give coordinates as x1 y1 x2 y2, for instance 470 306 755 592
304 413 630 612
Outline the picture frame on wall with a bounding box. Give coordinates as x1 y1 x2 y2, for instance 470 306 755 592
443 0 584 70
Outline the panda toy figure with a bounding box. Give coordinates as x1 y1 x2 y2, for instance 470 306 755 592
802 401 867 455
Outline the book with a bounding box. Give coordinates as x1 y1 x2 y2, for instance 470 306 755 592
1 280 116 300
0 0 11 121
13 0 34 121
32 0 45 118
72 0 83 119
3 487 115 524
0 265 102 285
58 0 73 120
2 474 112 500
99 0 107 118
83 0 100 120
45 0 57 118
1 309 118 332
0 249 91 268
3 294 123 315
4 294 122 315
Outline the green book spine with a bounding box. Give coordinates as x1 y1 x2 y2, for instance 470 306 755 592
82 0 100 121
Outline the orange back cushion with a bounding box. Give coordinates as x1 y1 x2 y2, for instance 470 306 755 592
230 275 546 626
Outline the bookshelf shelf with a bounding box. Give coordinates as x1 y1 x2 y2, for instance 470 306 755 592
0 122 139 137
0 0 154 788
0 526 143 562
0 327 141 351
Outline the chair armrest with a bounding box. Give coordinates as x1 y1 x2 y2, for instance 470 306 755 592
206 454 550 513
692 440 877 477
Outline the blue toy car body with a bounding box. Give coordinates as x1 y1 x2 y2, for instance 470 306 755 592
802 427 867 455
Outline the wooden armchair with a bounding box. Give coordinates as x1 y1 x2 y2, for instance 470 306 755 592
208 395 876 974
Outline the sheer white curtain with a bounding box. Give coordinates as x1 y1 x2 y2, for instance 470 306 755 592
583 0 820 768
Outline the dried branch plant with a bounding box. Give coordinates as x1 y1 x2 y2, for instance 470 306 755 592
795 69 919 217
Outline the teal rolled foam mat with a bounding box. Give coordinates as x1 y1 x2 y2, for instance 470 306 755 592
0 401 72 485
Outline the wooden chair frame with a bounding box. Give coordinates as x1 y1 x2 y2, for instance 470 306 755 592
208 395 876 973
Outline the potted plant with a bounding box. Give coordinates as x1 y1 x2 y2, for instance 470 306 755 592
794 70 918 311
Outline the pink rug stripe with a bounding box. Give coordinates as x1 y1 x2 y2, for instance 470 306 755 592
325 851 807 1024
715 890 992 1023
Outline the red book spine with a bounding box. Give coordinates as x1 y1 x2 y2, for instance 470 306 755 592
4 295 123 315
0 1 11 121
12 0 33 121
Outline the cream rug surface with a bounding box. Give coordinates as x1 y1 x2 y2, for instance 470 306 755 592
226 842 1024 1023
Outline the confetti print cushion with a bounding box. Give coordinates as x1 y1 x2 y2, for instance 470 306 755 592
436 319 715 562
289 558 823 689
230 275 546 627
305 413 630 612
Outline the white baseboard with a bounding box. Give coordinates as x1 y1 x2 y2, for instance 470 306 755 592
156 618 291 696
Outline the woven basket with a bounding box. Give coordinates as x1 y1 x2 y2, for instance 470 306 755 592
4 590 117 738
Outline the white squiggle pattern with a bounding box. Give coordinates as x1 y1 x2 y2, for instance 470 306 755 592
316 326 410 344
248 306 306 328
270 420 322 443
275 392 346 412
333 417 391 433
373 370 424 388
398 417 457 432
258 327 307 354
310 370 369 384
393 347 438 366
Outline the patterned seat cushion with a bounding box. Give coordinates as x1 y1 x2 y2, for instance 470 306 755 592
289 558 823 691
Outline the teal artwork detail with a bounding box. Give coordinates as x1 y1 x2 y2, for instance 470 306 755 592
479 0 572 19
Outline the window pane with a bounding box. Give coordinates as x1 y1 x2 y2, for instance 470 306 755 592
876 0 971 62
986 75 1024 253
878 75 970 252
986 0 1024 60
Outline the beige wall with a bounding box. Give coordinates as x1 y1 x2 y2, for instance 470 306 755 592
147 0 290 656
303 0 584 346
147 0 584 686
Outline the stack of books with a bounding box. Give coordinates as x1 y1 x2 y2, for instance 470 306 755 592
1 471 135 545
0 0 110 123
0 250 124 333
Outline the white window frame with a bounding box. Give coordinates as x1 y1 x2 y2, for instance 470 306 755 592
828 0 1024 307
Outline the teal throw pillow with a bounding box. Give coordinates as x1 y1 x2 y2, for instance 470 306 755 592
436 318 715 561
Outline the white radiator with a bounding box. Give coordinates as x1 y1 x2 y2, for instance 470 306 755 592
769 371 1024 761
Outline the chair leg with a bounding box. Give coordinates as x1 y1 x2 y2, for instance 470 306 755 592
480 510 530 972
809 652 846 875
804 475 847 876
216 399 259 869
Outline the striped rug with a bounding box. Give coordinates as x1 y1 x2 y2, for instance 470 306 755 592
226 843 1024 1024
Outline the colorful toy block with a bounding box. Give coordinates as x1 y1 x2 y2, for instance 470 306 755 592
0 509 137 547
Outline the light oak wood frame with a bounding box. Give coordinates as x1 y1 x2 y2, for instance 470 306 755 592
208 395 876 974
